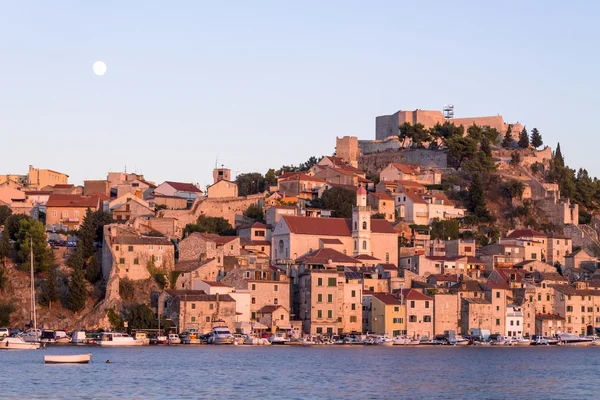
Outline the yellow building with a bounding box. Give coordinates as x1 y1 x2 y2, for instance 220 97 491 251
28 165 68 189
371 293 406 337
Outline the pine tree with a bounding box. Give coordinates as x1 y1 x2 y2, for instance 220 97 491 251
468 174 490 220
518 126 529 149
530 128 543 148
502 132 513 149
40 265 60 309
554 142 564 169
0 230 10 264
67 267 87 312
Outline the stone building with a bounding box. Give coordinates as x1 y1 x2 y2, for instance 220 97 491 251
433 293 459 335
256 305 290 331
552 282 600 335
460 298 492 335
401 289 434 339
249 278 290 322
178 232 240 265
46 194 102 231
160 290 236 334
207 180 238 198
84 180 110 197
173 258 221 290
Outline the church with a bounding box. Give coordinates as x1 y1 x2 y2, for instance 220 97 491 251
271 187 398 265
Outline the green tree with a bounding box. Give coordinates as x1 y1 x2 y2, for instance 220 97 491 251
243 204 264 222
502 132 514 149
183 215 233 237
235 172 265 196
265 169 277 185
0 205 12 226
429 121 464 146
125 303 155 330
16 219 54 273
467 174 491 221
371 213 386 219
518 126 529 149
500 179 525 200
410 123 430 148
530 128 543 149
119 278 135 300
67 267 87 312
85 255 102 284
0 302 16 326
510 152 521 166
320 187 356 218
0 230 10 264
0 268 7 293
398 122 414 148
447 136 478 169
430 219 460 240
78 209 97 259
107 308 124 331
39 265 60 309
5 214 30 240
298 156 322 171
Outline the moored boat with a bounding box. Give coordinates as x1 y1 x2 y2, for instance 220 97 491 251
44 354 92 364
167 334 181 345
0 336 41 350
97 332 147 347
268 333 290 345
557 333 593 346
208 327 234 345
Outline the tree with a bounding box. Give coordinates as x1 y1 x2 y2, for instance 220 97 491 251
430 219 460 240
0 302 15 326
371 213 386 219
125 304 155 330
518 126 529 149
39 265 60 309
265 169 277 186
411 123 430 148
502 132 514 149
235 172 265 196
119 278 135 300
0 268 7 293
0 230 10 264
183 215 233 237
4 214 30 240
85 255 102 284
0 205 12 226
500 179 525 200
243 204 264 222
16 219 54 273
530 128 543 149
298 156 322 171
78 209 97 260
398 122 414 148
67 267 87 312
429 121 464 146
447 136 478 169
467 174 491 221
320 187 356 218
510 152 521 166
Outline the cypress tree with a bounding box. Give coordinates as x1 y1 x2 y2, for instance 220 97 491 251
67 267 87 312
40 265 60 309
502 132 513 149
530 128 543 148
518 126 530 149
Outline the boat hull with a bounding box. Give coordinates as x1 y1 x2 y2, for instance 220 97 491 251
0 337 41 350
98 339 147 347
44 354 92 364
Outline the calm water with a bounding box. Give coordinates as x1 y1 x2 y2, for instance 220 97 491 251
1 345 599 399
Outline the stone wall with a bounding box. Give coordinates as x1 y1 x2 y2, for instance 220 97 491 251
359 149 448 175
336 136 359 166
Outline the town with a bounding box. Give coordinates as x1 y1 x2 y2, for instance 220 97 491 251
2 106 600 347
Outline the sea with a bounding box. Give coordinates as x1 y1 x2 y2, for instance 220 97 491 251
0 345 598 399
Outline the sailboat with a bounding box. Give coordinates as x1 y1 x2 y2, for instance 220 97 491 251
1 238 41 350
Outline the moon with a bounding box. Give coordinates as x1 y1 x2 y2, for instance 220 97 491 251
93 61 107 76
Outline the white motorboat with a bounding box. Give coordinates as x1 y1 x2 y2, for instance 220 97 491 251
376 336 394 347
97 332 147 347
208 327 234 345
0 336 41 350
243 334 271 345
167 334 181 345
71 331 88 345
40 330 71 344
509 336 531 346
21 329 42 343
268 333 290 345
558 333 594 346
393 336 419 345
44 354 92 364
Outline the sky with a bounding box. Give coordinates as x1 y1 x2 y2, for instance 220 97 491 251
1 1 599 188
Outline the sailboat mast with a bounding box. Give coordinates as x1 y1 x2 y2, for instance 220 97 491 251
30 237 37 334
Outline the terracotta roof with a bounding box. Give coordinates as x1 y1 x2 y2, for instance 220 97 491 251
401 190 427 204
378 263 398 271
354 254 380 261
165 290 234 302
395 180 426 188
296 248 361 265
372 293 402 306
239 222 267 229
536 272 567 282
494 268 524 282
506 229 547 239
282 215 396 236
551 284 600 296
392 163 420 174
400 288 433 301
323 156 345 165
174 259 216 272
280 173 325 184
257 305 286 314
200 280 231 287
319 238 343 244
430 274 460 282
466 257 485 265
325 183 358 193
24 191 52 195
450 280 484 292
246 240 270 246
370 192 393 201
114 236 172 246
53 184 74 189
484 281 511 290
163 181 202 193
46 194 101 208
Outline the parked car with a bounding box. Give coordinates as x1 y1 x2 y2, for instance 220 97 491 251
0 328 9 338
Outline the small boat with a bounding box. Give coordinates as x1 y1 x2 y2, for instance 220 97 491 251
510 336 531 346
376 336 394 347
268 333 290 345
0 336 41 350
40 330 71 345
557 333 594 346
97 332 147 347
21 328 42 343
530 335 558 346
152 335 169 345
71 331 88 345
243 334 270 345
181 329 201 344
232 334 245 346
167 334 181 345
208 327 234 345
44 354 92 364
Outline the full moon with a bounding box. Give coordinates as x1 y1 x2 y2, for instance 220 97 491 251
93 61 107 76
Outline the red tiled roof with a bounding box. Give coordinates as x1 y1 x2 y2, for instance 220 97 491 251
258 305 286 314
507 229 547 239
466 257 485 265
280 173 325 184
239 222 267 229
400 288 433 301
319 238 343 244
200 280 231 287
401 190 427 204
46 194 101 208
354 254 380 261
431 274 460 282
392 163 420 174
395 180 426 188
370 192 393 201
163 181 202 193
378 263 398 271
484 281 511 290
296 248 362 265
53 184 74 189
372 292 402 306
282 215 396 236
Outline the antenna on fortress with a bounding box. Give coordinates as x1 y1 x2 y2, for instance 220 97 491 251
443 104 454 119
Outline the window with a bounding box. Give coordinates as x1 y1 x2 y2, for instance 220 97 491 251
386 253 389 263
251 312 256 320
327 294 333 303
251 298 256 304
148 245 154 251
74 211 79 219
128 246 134 252
588 307 593 312
351 290 356 298
350 316 357 323
516 320 520 326
351 304 356 310
567 306 573 312
425 301 430 309
317 278 323 287
568 316 571 323
205 317 210 322
409 315 417 322
537 294 542 301
159 245 163 251
327 328 333 334
496 291 500 299
328 278 336 287
546 294 550 301
230 245 233 250
191 317 196 322
393 318 403 324
191 303 196 310
251 284 256 290
362 241 367 250
327 310 332 319
354 240 357 250
337 317 342 322
156 256 162 262
317 310 322 319
496 319 500 326
510 320 514 326
209 303 214 310
394 306 399 312
274 298 278 305
354 222 357 230
423 316 431 322
496 306 500 311
115 246 119 251
254 230 265 237
410 301 415 309
52 210 57 217
119 258 125 264
280 314 284 320
316 327 323 334
529 296 533 302
133 258 139 265
362 221 367 230
532 253 537 259
317 294 322 303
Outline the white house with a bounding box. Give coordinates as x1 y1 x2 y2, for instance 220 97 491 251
396 191 464 225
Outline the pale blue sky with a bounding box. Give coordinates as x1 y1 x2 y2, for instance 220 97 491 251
1 1 598 188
